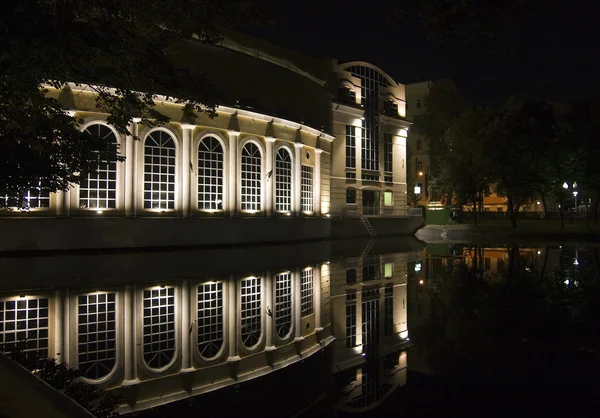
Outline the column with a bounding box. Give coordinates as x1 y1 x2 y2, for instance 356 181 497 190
355 126 362 184
314 265 323 334
180 279 194 372
56 191 64 217
181 125 195 217
355 290 363 347
293 268 304 343
265 138 275 216
264 272 275 350
228 132 239 216
54 289 63 363
227 276 240 361
125 120 139 217
314 149 322 216
62 190 71 217
62 290 70 365
293 143 303 216
123 285 138 384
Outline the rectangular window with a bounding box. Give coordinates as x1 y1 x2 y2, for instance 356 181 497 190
346 268 357 284
346 172 356 179
345 292 357 348
301 269 314 317
384 263 393 278
384 100 398 116
384 175 393 184
361 127 379 172
384 191 393 206
361 173 379 181
362 256 381 282
416 160 423 171
301 165 314 213
384 286 394 337
416 139 422 150
345 125 356 169
384 133 393 173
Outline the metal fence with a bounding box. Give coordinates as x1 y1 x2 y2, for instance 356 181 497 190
329 205 423 218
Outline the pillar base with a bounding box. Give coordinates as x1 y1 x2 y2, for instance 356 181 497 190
179 368 195 392
227 356 241 379
265 345 277 366
294 337 305 356
121 379 140 409
315 327 325 343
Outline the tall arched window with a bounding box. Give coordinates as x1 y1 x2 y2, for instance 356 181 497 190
240 143 261 211
78 292 116 380
142 287 175 369
144 130 176 210
275 272 292 339
240 277 261 347
198 136 224 210
80 124 118 209
197 282 224 359
275 148 292 212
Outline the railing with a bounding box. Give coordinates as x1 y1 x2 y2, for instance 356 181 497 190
329 205 423 219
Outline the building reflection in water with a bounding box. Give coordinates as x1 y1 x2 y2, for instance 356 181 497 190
0 241 423 414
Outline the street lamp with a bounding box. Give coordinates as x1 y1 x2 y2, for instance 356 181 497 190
563 182 569 189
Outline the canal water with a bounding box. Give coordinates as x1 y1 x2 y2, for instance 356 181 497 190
2 240 600 417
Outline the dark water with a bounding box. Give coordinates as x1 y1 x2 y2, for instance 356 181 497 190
132 242 600 418
3 240 600 417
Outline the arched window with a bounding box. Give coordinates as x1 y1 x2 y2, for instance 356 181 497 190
78 292 116 380
142 287 175 369
80 124 118 209
240 143 261 211
346 188 356 204
0 297 49 361
240 277 261 347
275 148 292 212
144 130 176 210
198 136 224 210
197 282 224 359
301 268 314 317
275 272 292 339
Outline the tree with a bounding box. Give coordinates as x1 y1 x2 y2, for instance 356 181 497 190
1 0 265 207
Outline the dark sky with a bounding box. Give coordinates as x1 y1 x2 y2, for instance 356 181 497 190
247 0 600 104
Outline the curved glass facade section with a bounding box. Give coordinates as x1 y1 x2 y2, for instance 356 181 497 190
275 272 292 339
144 130 176 210
198 136 224 211
240 143 262 211
240 277 261 347
142 287 175 369
197 282 224 359
275 148 292 212
80 124 118 210
77 292 116 380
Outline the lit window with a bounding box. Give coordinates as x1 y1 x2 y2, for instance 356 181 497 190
197 282 224 359
384 263 393 278
80 124 118 209
198 136 224 210
275 272 292 339
384 286 394 337
0 298 49 361
78 292 116 380
361 127 379 172
275 148 292 212
345 292 357 348
301 268 314 317
345 125 356 169
384 133 393 173
384 191 393 206
143 287 175 369
240 277 261 347
1 182 51 210
241 143 262 211
346 188 356 205
301 165 313 213
144 130 176 210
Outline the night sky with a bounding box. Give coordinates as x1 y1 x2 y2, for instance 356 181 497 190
247 0 599 104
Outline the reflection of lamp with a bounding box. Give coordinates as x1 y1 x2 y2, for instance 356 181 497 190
563 182 569 189
414 185 421 195
415 263 422 272
418 171 423 176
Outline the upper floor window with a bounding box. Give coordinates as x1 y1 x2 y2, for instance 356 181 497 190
416 139 422 151
240 277 261 347
275 148 292 212
338 86 356 105
275 272 292 339
384 100 398 116
144 130 176 210
198 136 224 211
384 133 393 173
301 268 314 317
416 160 423 171
345 125 356 169
197 282 224 359
346 188 356 205
0 297 49 362
416 99 422 109
301 165 314 213
80 124 118 210
241 143 262 212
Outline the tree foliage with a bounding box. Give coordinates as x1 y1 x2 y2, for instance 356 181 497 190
1 0 265 206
